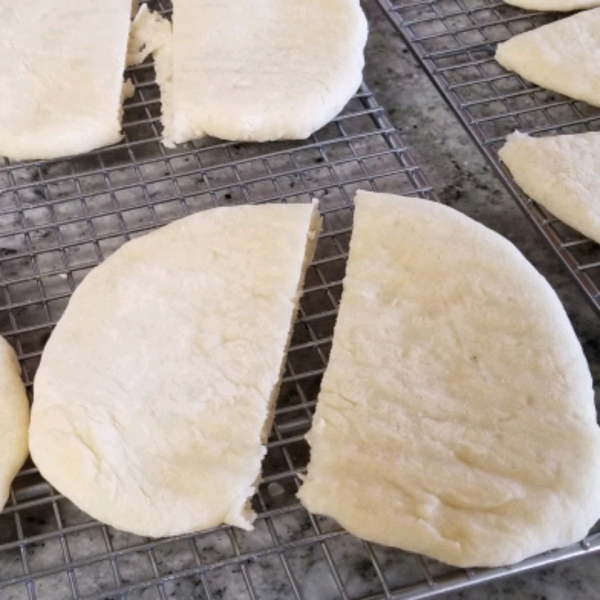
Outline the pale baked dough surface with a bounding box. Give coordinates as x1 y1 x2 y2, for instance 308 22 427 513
503 0 600 11
31 203 321 537
298 191 600 567
0 338 29 511
0 0 132 160
495 8 600 108
166 0 367 145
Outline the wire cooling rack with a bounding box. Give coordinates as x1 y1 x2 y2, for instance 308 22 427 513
1 71 431 597
1 4 599 600
377 0 600 313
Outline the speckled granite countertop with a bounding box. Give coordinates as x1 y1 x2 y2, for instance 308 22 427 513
363 0 600 597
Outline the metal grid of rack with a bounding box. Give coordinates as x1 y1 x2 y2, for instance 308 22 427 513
1 3 599 599
377 0 600 313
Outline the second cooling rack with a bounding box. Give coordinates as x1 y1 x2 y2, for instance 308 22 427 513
377 0 600 313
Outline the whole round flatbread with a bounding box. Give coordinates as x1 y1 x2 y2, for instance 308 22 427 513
0 337 29 510
30 203 321 537
298 191 600 568
163 0 367 145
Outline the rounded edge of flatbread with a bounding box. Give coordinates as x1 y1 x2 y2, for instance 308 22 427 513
0 337 29 510
170 0 368 144
299 190 600 568
502 0 600 10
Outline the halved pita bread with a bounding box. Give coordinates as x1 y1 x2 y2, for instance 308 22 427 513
30 203 321 537
503 0 600 11
0 1 133 160
500 130 600 245
143 0 367 146
0 338 29 511
298 191 600 568
495 8 600 108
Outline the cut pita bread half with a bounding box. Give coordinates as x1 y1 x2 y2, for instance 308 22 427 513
298 190 600 568
495 8 600 108
134 0 367 146
499 130 600 245
30 202 321 537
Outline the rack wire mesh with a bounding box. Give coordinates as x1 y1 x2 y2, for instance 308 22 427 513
1 3 599 600
377 0 600 313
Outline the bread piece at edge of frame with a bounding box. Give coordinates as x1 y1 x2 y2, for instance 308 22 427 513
299 190 600 568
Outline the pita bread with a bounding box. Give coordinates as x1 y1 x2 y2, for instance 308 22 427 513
0 337 29 511
495 8 600 108
298 191 600 568
148 0 367 146
0 1 133 161
30 203 321 537
500 131 600 245
503 0 600 10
